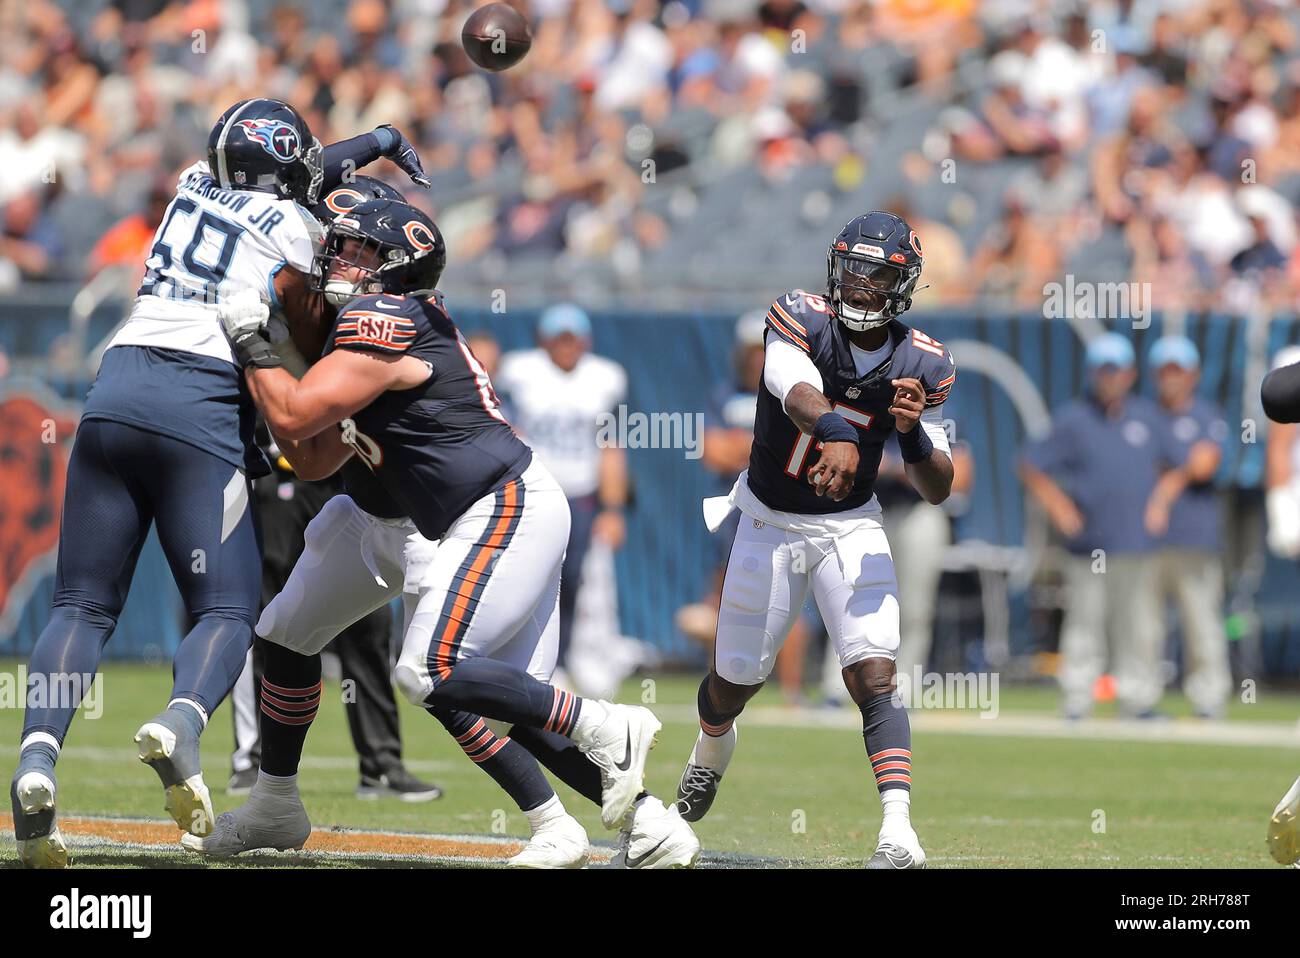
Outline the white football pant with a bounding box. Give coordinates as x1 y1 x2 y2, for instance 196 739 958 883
715 508 900 687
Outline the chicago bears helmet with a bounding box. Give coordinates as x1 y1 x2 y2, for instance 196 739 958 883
826 211 924 331
316 199 446 306
207 98 323 205
310 176 406 224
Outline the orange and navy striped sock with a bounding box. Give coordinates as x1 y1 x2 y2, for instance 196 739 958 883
426 658 580 734
429 706 554 811
259 645 322 777
511 724 604 805
542 688 581 737
861 690 911 794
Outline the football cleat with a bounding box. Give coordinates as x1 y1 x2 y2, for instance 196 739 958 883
675 763 725 823
866 828 927 870
355 767 443 803
227 766 258 796
11 771 68 869
578 703 662 829
506 814 590 869
611 796 701 869
1267 775 1300 866
180 791 311 860
134 711 214 837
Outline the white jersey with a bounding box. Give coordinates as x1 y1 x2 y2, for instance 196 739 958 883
108 161 318 365
496 348 627 498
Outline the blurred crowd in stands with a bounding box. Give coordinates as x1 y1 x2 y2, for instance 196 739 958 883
2 0 1300 310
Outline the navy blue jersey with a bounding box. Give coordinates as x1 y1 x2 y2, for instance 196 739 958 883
748 289 956 515
323 292 531 539
340 456 406 520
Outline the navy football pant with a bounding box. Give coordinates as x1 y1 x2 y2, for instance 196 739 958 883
21 419 261 748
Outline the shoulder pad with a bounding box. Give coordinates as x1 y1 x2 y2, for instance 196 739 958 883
334 294 421 353
899 326 957 407
766 289 832 353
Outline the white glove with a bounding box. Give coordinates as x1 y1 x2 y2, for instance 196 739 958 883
219 287 281 369
1266 486 1300 558
218 287 270 342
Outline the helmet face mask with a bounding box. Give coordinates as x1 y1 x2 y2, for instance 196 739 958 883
319 233 388 306
829 255 908 330
826 211 923 332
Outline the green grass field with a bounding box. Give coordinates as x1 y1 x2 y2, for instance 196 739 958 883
2 660 1298 868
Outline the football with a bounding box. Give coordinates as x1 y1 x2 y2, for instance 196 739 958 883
461 3 532 72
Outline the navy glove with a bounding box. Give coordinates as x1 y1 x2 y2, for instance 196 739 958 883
373 124 431 189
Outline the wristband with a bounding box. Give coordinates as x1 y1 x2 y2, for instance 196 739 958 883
372 125 397 154
897 423 934 463
813 412 859 445
233 331 283 370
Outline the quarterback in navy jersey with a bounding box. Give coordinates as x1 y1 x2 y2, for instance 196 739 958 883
192 199 698 868
676 211 957 869
9 98 433 869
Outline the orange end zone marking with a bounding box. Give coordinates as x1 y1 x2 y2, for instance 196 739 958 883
3 814 578 863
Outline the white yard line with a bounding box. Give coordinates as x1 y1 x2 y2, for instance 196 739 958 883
652 704 1300 748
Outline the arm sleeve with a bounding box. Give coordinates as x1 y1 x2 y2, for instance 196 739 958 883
919 406 952 455
322 132 385 193
764 337 824 412
1262 363 1300 423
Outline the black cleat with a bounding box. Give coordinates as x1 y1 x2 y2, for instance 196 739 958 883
675 763 724 823
227 766 259 796
356 767 443 802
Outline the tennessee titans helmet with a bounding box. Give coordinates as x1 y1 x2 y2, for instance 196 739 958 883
316 199 446 306
310 176 406 224
207 98 323 205
827 211 924 331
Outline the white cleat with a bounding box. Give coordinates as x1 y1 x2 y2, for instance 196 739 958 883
12 772 69 869
579 703 662 829
1268 775 1300 866
179 791 311 860
506 814 590 869
611 796 701 869
134 720 214 837
865 827 927 870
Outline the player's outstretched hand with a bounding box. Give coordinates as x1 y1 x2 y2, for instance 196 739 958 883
808 441 859 501
374 124 431 188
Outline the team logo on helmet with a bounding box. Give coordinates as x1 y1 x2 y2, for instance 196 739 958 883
403 220 437 251
909 230 923 258
324 187 365 215
236 118 301 163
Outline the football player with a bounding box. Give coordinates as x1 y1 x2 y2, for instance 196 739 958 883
674 211 957 869
1259 360 1300 866
9 98 430 868
187 199 697 867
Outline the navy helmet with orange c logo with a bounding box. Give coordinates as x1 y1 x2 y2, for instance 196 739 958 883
826 211 924 331
309 175 406 224
315 198 446 306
